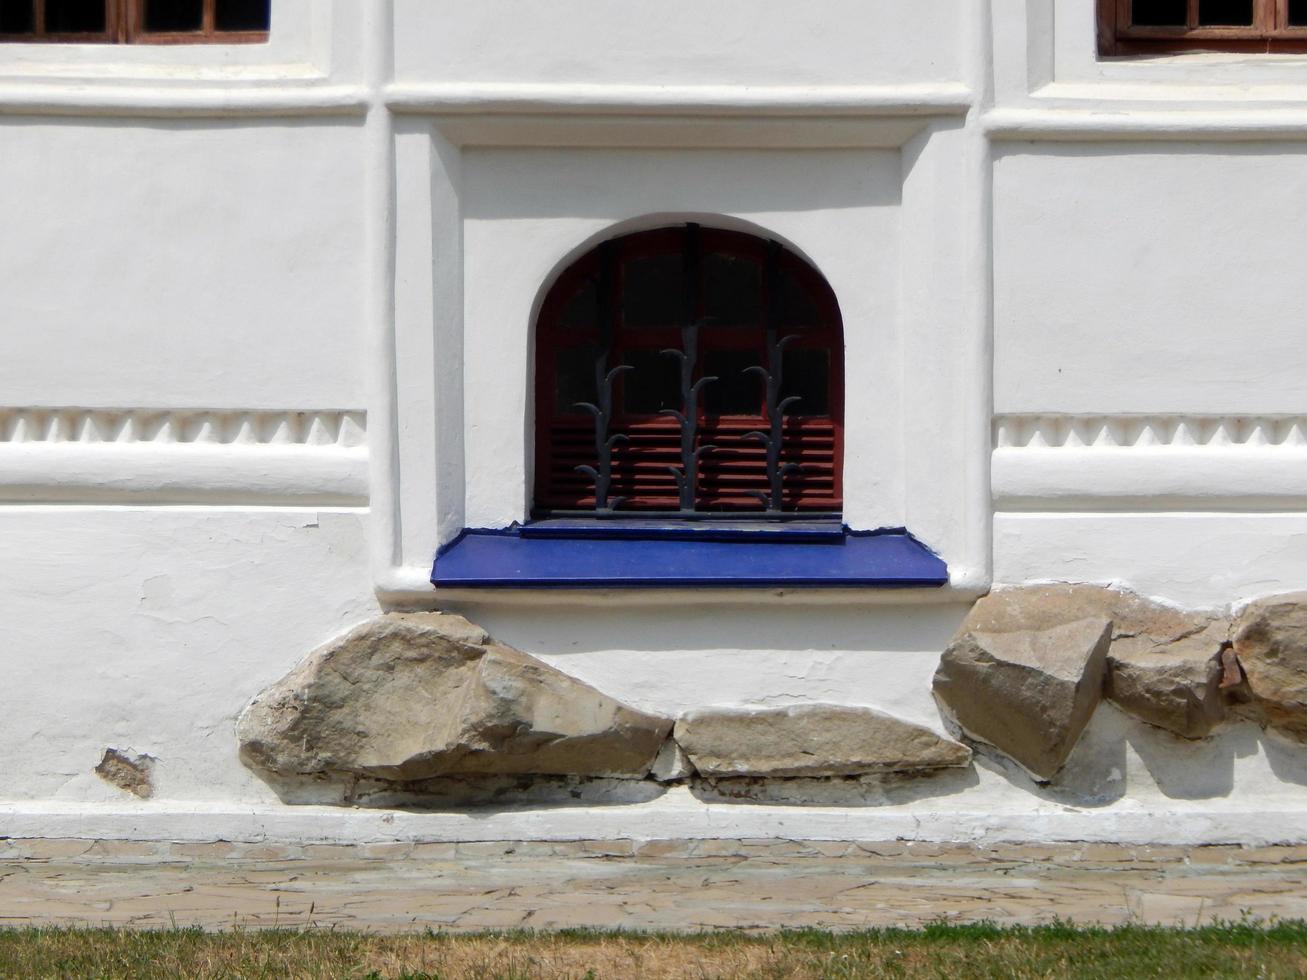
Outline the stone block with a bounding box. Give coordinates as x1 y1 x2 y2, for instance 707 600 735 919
237 612 672 783
673 704 971 779
934 617 1111 781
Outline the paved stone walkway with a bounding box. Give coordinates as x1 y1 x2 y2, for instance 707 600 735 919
3 838 1307 932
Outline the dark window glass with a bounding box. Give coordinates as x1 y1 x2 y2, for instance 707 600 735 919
0 0 34 33
215 0 269 31
1131 0 1187 25
144 0 203 32
622 254 684 328
622 350 680 415
780 349 830 416
1198 0 1253 24
703 350 762 416
1292 0 1307 24
555 346 599 414
46 0 105 32
703 252 761 326
777 267 822 328
559 278 598 331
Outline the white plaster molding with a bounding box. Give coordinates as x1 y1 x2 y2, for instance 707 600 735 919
0 408 366 447
995 415 1307 449
384 82 976 117
384 83 974 150
0 409 368 506
986 106 1307 141
994 416 1307 512
0 84 369 118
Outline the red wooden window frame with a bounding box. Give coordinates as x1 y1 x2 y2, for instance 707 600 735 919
1099 0 1307 54
0 0 269 44
534 226 845 517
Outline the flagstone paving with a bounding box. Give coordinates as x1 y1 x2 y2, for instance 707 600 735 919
2 838 1306 932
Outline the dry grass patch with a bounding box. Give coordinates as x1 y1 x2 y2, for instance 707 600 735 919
2 922 1306 978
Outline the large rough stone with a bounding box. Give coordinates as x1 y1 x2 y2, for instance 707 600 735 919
238 612 672 781
673 704 971 779
963 585 1228 738
933 617 1112 781
1233 592 1307 740
1105 647 1224 740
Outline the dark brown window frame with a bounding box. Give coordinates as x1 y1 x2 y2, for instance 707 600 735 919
0 0 268 44
1100 0 1307 54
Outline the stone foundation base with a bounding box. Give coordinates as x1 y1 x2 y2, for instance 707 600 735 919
5 836 1307 931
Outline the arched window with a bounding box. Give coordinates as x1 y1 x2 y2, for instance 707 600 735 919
534 224 843 518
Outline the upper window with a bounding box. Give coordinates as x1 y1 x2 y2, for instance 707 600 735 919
533 224 844 519
0 0 270 43
1099 0 1307 54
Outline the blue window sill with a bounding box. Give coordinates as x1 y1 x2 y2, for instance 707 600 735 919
431 521 948 589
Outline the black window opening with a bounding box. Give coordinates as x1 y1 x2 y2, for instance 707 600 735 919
534 224 845 519
0 0 270 43
1101 0 1307 53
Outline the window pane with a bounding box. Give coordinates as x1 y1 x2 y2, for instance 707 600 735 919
144 0 202 32
703 350 762 416
559 279 598 331
215 0 269 31
555 347 599 414
622 254 684 328
0 0 34 33
45 0 105 32
622 350 680 415
703 252 761 326
776 267 822 329
1131 0 1186 25
1198 0 1253 24
1290 0 1307 24
780 349 830 416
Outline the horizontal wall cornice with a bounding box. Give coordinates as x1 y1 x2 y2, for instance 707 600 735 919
993 415 1307 512
0 83 369 118
384 82 975 117
986 106 1307 141
385 83 975 149
0 408 367 506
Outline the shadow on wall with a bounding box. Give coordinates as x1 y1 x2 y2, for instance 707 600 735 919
977 704 1307 808
690 766 981 808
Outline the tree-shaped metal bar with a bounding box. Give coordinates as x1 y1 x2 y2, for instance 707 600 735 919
573 242 632 513
660 224 717 514
660 316 718 514
744 241 803 514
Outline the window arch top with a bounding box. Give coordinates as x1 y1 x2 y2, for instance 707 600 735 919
534 223 844 518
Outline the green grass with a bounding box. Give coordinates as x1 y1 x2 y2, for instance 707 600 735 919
2 921 1306 978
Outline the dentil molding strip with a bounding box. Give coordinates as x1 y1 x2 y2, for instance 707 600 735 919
995 415 1307 449
0 408 368 506
994 415 1307 511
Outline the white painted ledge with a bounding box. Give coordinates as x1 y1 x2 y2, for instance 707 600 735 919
5 796 1307 847
0 82 368 117
0 444 368 506
986 105 1307 141
384 82 975 117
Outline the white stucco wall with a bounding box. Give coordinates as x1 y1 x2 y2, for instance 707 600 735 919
3 0 1307 843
